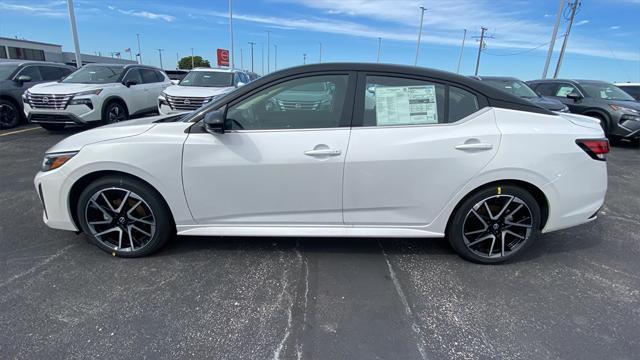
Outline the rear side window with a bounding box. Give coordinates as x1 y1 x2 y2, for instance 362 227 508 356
362 75 478 126
532 83 557 97
140 69 160 83
154 70 166 82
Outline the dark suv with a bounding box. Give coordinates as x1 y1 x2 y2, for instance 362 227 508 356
0 61 75 129
527 79 640 141
471 76 569 112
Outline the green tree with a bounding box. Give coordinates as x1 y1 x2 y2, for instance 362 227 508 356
177 56 211 70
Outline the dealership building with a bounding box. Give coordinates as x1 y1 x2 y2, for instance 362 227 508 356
0 36 136 66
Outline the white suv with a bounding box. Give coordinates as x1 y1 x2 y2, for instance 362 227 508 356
158 68 249 115
23 64 171 131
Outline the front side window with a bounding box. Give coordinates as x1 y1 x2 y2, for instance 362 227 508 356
63 65 124 84
39 66 64 81
225 75 348 130
581 83 635 101
532 83 557 97
555 84 579 97
363 75 478 126
122 69 142 84
181 71 233 87
16 66 42 82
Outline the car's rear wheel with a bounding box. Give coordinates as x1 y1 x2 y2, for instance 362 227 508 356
447 185 541 264
103 101 129 124
77 175 174 257
0 99 22 129
39 123 66 131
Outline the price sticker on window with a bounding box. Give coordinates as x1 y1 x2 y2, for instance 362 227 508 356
374 85 438 125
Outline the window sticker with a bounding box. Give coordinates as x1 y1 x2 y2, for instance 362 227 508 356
556 86 574 97
374 85 438 125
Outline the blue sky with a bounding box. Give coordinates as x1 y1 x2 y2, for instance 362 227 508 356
1 0 639 82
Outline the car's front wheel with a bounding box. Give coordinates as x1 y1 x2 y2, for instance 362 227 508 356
77 175 174 257
103 101 129 124
0 99 22 129
447 185 541 264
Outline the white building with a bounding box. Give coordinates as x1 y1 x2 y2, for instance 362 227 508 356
0 37 136 66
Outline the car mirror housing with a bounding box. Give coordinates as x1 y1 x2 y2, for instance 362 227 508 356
203 108 225 134
16 75 32 83
125 79 138 87
567 93 583 101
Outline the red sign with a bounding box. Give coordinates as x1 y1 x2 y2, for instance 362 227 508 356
217 48 229 67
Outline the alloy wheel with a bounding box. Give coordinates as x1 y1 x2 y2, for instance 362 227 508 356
0 103 17 129
84 187 156 252
462 195 533 259
107 104 126 123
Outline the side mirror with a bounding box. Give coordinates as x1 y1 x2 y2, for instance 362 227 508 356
237 81 246 87
203 108 225 134
16 75 32 84
125 79 138 87
566 92 583 101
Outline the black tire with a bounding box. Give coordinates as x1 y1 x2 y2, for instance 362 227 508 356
103 100 129 124
0 99 22 129
76 175 174 257
39 123 66 131
447 185 541 264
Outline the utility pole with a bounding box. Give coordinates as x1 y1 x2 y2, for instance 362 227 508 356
376 37 382 63
67 0 82 67
414 6 426 66
456 29 467 74
136 33 142 64
553 0 580 79
228 0 235 68
156 48 164 69
266 30 271 73
191 48 194 69
542 0 564 78
248 42 255 72
261 43 264 75
303 53 307 64
240 48 243 70
474 27 487 76
176 51 179 66
274 44 278 71
319 42 322 63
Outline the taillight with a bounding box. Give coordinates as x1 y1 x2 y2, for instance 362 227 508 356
576 139 609 161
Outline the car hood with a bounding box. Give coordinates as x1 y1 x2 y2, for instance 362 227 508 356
28 82 117 95
163 85 234 98
45 115 173 153
525 96 566 111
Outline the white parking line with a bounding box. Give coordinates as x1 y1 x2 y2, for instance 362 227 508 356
0 126 41 137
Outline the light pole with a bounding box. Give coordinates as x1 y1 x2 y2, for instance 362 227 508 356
228 0 235 68
319 42 322 63
474 27 487 76
456 29 467 74
553 0 580 79
136 33 142 64
273 44 278 71
303 53 307 64
376 37 382 63
248 42 255 72
266 30 271 73
542 0 564 78
414 6 426 66
261 43 264 75
190 47 194 69
240 48 244 70
156 48 164 69
66 0 82 67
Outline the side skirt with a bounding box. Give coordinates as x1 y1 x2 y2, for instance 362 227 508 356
176 225 444 238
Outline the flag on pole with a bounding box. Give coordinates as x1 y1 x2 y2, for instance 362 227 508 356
114 52 121 58
124 48 131 52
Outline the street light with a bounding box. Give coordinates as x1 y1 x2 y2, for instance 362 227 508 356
190 47 194 69
414 6 426 66
66 0 82 67
248 42 255 72
303 53 307 64
273 44 278 71
156 48 164 69
266 30 271 73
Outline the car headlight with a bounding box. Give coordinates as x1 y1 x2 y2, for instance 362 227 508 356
73 89 103 97
41 151 78 172
202 95 217 104
609 104 639 115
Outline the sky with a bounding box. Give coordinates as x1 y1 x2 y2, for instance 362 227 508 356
1 0 639 82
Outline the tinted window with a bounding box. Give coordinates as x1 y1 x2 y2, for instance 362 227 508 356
364 76 472 126
532 83 558 97
140 69 159 83
122 69 143 84
0 46 7 59
17 66 42 81
63 65 124 84
483 79 538 98
39 66 64 81
619 86 640 101
154 70 166 82
0 63 19 80
226 75 348 130
60 67 73 77
580 83 635 101
554 83 579 97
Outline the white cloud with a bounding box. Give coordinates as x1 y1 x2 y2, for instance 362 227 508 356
574 20 590 26
0 1 65 17
610 25 621 30
108 5 176 22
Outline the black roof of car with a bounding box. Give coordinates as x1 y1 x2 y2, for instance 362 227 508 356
0 61 75 68
528 78 613 85
470 76 521 82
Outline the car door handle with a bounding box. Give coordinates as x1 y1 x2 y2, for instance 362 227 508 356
304 149 342 156
455 143 493 151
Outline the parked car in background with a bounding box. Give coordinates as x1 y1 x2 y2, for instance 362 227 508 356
158 68 249 115
0 61 75 129
615 83 640 101
23 63 170 131
528 79 640 142
35 63 608 264
246 71 260 81
471 76 569 112
164 69 188 85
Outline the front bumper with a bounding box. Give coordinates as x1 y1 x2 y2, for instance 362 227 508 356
34 169 78 232
612 116 640 139
158 103 187 115
24 102 102 124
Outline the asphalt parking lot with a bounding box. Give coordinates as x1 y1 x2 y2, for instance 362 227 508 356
1 125 639 360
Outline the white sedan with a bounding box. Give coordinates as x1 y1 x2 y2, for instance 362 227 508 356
34 63 608 264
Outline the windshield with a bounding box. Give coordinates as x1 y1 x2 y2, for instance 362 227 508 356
179 71 233 87
0 64 19 80
484 79 538 98
581 83 636 101
62 65 125 84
